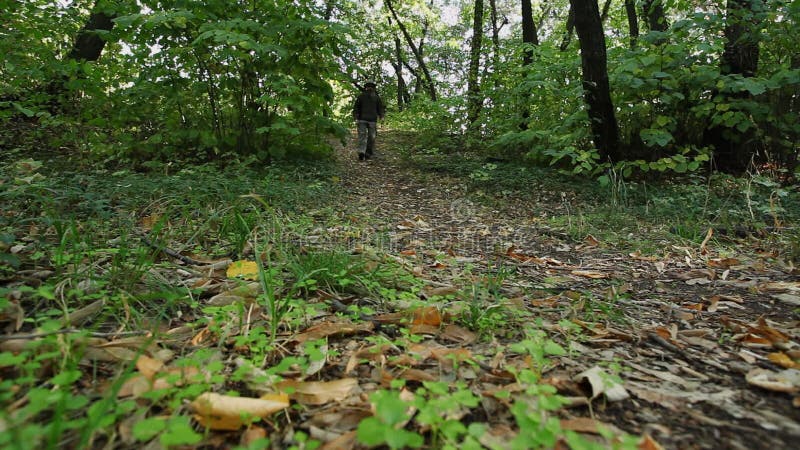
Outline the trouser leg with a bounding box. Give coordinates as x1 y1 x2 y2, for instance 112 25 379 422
366 121 377 156
357 121 369 156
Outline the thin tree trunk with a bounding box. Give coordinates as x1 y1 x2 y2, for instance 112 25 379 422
600 0 613 22
642 0 669 32
559 6 575 51
625 0 639 49
467 0 485 126
67 2 116 62
569 0 620 161
705 0 764 172
489 0 501 78
386 0 437 101
388 17 410 110
521 0 539 65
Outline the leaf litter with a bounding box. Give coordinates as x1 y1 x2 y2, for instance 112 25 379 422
1 133 799 449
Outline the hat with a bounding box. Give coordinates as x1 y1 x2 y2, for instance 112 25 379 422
364 80 377 87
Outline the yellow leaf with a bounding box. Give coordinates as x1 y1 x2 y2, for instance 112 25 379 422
191 392 289 430
227 260 259 280
768 352 799 369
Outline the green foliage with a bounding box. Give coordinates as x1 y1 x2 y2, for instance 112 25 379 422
356 390 424 449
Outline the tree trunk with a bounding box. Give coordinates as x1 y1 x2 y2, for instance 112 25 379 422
466 0 485 126
489 0 502 77
559 6 575 51
569 0 620 161
520 0 540 130
386 0 437 101
388 17 410 111
705 0 764 173
67 2 116 62
625 0 639 49
642 0 669 33
521 0 539 65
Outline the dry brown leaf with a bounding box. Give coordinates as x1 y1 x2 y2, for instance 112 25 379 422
411 306 442 326
583 234 600 246
440 324 477 344
745 368 800 393
135 355 164 380
276 378 359 405
575 366 629 402
638 434 666 450
293 320 374 344
571 270 608 279
398 368 438 382
191 392 289 430
559 417 620 435
240 426 268 446
318 430 357 450
425 286 460 297
410 324 439 335
707 257 741 268
430 347 473 366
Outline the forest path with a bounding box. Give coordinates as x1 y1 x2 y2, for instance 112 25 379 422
328 130 800 449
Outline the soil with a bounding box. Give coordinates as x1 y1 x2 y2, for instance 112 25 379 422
333 131 800 449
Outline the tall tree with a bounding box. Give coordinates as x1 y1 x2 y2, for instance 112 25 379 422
569 0 620 161
467 0 485 125
705 0 765 172
67 0 117 62
625 0 639 49
521 0 539 66
642 0 669 33
385 0 437 101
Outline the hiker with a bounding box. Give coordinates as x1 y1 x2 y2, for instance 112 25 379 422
353 80 385 160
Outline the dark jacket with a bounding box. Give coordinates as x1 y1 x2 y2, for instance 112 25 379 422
353 90 385 122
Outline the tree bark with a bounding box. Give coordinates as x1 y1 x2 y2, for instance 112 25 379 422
642 0 669 33
489 0 502 75
67 1 116 62
705 0 764 173
625 0 639 49
559 6 575 52
385 0 437 101
466 0 485 126
569 0 620 161
521 0 539 66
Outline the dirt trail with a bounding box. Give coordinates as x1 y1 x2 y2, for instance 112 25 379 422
334 131 800 449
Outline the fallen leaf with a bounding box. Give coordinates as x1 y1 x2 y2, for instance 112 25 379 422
707 257 741 269
191 392 289 430
276 378 359 405
559 417 620 435
425 286 460 297
135 355 164 380
570 270 608 279
318 430 357 450
240 426 268 446
638 434 665 450
745 368 800 393
411 306 442 326
583 235 600 246
440 324 477 344
293 320 374 343
768 352 799 369
575 366 629 402
226 260 259 280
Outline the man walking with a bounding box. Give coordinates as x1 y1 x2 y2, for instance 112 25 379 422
353 80 385 160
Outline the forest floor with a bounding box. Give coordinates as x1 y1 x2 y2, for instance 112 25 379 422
1 129 799 449
331 132 800 449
